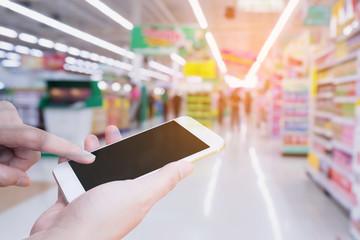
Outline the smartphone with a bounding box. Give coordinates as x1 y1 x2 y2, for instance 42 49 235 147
53 116 225 203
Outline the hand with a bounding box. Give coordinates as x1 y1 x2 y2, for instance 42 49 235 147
0 101 95 187
29 125 194 239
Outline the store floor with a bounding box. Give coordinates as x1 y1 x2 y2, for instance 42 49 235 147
0 120 352 240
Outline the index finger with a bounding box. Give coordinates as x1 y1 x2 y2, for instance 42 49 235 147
0 124 95 164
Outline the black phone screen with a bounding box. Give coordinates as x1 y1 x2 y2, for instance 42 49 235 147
69 121 209 191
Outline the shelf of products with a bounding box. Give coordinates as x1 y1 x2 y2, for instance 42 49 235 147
282 80 309 155
186 91 212 127
308 1 360 237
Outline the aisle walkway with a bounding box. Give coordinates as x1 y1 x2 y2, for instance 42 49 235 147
0 121 351 240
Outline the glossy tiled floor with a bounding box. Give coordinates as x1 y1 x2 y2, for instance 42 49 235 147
0 121 352 240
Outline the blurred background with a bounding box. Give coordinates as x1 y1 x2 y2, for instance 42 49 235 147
1 0 360 239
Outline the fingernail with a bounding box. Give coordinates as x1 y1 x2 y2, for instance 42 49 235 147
16 177 29 187
178 161 194 179
82 150 96 162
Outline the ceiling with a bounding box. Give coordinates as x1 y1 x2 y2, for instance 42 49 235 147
0 0 337 63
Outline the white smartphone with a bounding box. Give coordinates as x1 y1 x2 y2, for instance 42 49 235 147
53 116 225 203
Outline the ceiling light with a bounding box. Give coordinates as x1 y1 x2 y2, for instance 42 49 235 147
97 80 108 90
99 56 108 63
30 48 43 57
246 0 299 79
38 38 54 48
111 82 121 91
0 82 4 90
18 33 37 43
170 53 186 66
123 83 132 92
15 45 30 54
80 50 90 58
6 52 20 60
90 53 100 61
68 47 80 56
54 42 68 52
0 41 14 51
139 68 170 81
0 0 135 58
85 0 133 30
105 58 115 65
205 32 227 74
114 60 133 71
0 51 5 58
148 60 182 77
2 59 20 67
188 0 208 29
0 26 17 38
65 56 77 65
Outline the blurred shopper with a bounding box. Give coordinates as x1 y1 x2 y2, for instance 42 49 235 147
217 90 226 126
130 83 141 125
162 89 169 121
244 91 252 120
172 93 182 118
230 88 242 130
0 101 193 239
148 92 155 119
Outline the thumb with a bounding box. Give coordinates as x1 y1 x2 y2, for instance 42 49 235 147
0 164 30 187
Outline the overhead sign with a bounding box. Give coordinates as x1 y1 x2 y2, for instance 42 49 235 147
304 6 331 26
221 49 256 79
184 60 216 79
131 25 207 57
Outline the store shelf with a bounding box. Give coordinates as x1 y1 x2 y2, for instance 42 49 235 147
306 165 354 211
283 146 308 155
313 126 333 138
334 74 360 85
313 136 333 150
314 45 335 60
317 92 333 99
333 96 358 103
332 115 355 126
318 51 358 71
332 140 353 155
314 111 332 119
314 151 355 183
317 78 334 85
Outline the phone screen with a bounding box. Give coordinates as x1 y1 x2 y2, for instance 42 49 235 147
69 121 209 191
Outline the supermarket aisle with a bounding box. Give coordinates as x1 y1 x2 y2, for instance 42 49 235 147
0 122 352 240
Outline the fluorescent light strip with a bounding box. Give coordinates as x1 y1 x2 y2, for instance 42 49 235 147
139 68 170 81
6 52 20 60
15 45 30 54
205 32 227 74
38 38 54 48
188 0 208 29
0 26 17 38
170 53 186 66
0 50 6 58
30 48 43 57
0 41 14 51
149 60 175 76
54 42 68 52
19 33 37 44
67 47 80 56
85 0 133 30
2 59 20 67
246 0 299 79
0 0 135 58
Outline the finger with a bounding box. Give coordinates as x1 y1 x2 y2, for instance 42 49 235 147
9 147 41 171
0 148 14 164
105 125 122 145
84 134 100 152
0 164 30 187
0 125 95 164
137 160 194 205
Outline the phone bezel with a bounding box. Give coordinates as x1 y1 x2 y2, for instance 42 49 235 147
53 116 225 203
